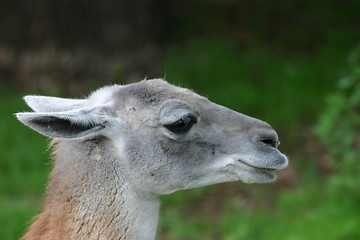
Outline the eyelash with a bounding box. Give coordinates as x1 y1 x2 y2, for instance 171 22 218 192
164 115 198 134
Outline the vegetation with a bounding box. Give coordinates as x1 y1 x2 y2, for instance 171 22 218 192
157 42 360 239
0 92 49 239
2 42 359 239
1 1 360 239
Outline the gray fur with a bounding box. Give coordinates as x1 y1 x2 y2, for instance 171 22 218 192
17 79 288 240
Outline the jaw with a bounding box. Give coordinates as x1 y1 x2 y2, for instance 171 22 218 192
168 162 279 193
180 152 288 190
234 152 288 184
233 164 277 184
174 166 276 192
156 151 288 194
235 151 288 183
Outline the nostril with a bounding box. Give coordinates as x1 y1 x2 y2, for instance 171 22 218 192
254 127 280 148
259 138 279 148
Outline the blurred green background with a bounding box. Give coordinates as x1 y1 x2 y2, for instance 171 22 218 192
1 0 360 239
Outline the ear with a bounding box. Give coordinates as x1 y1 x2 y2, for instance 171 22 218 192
24 95 87 112
16 107 110 139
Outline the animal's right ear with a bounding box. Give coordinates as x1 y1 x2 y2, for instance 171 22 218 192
24 95 87 112
16 106 112 139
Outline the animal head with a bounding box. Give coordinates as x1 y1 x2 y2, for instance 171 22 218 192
17 79 288 195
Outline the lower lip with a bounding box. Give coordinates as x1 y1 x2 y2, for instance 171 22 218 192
255 168 276 178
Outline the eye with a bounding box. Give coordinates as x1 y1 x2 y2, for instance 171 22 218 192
164 115 198 134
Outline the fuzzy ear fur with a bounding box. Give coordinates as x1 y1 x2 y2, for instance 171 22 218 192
24 95 87 112
16 107 110 139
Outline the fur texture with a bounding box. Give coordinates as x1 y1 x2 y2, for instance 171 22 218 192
17 79 288 239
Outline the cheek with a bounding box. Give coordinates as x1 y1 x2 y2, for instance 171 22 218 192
121 137 181 190
157 138 190 159
122 134 218 193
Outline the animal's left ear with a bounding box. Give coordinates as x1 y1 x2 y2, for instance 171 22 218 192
16 107 111 139
24 95 87 112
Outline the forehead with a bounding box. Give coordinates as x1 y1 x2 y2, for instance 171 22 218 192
113 80 206 111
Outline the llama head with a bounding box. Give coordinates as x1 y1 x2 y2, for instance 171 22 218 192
17 79 288 195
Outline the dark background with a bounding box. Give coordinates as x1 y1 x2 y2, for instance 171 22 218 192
1 0 359 93
1 1 360 239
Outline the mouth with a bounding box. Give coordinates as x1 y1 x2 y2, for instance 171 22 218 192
238 158 276 171
237 159 279 182
237 150 288 171
213 153 288 184
252 167 276 179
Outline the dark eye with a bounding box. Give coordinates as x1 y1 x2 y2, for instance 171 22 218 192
164 115 198 134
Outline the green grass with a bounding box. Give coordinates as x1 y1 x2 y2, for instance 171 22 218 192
164 39 351 132
0 92 50 239
157 40 360 239
158 158 360 240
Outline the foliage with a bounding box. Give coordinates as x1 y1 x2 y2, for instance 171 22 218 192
315 45 360 210
1 42 359 240
1 0 360 239
164 39 351 144
316 45 360 160
158 43 360 239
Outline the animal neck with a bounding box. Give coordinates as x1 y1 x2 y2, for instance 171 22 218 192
22 139 160 240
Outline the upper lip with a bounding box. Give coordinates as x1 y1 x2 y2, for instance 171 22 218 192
237 159 279 171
